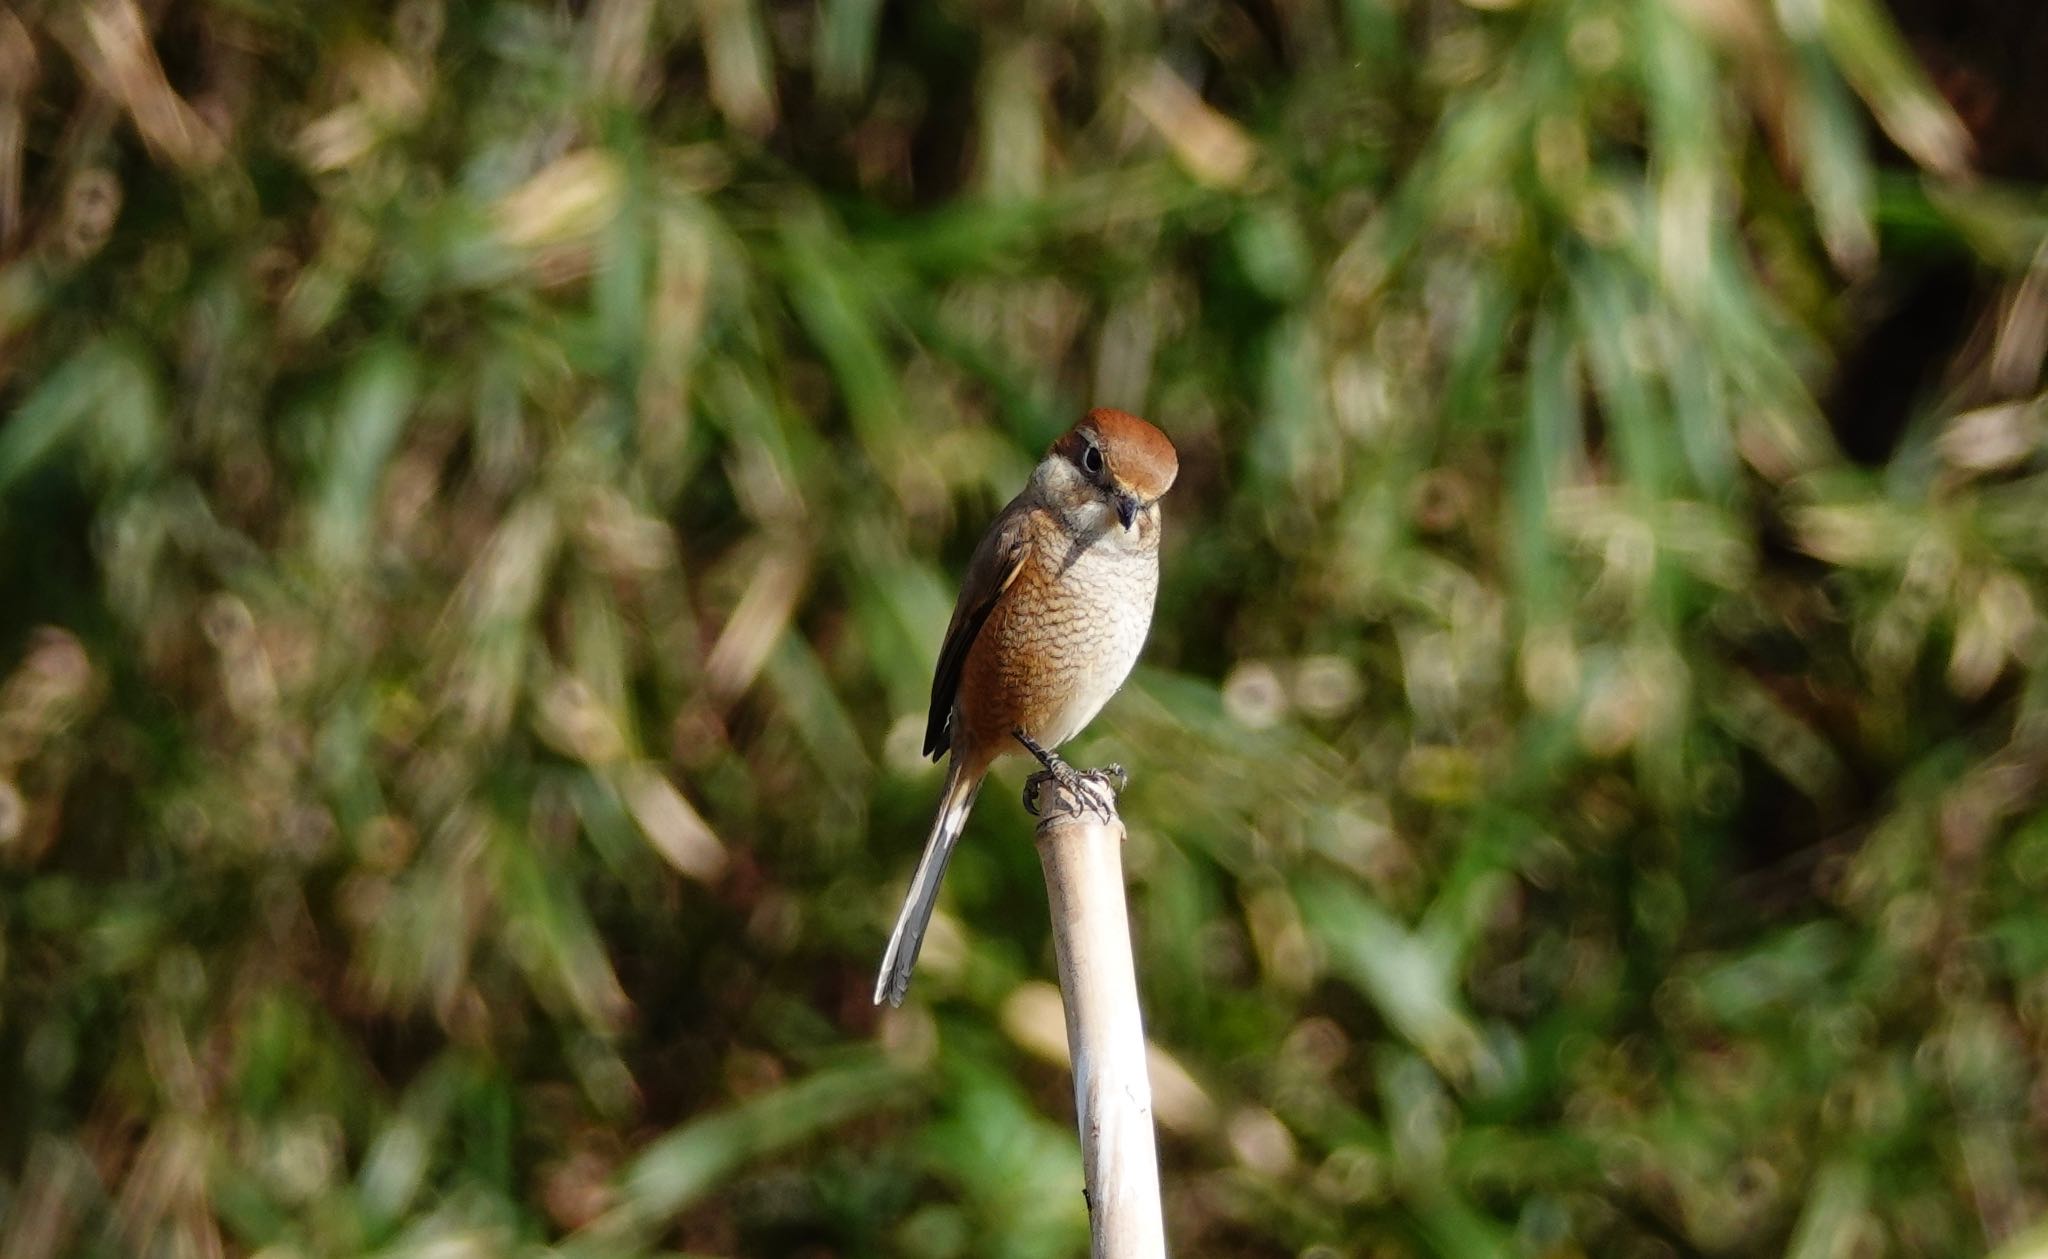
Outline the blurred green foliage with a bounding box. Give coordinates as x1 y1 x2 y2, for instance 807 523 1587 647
3 0 2048 1255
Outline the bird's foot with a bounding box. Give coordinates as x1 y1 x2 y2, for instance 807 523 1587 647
1023 768 1121 821
1089 762 1129 796
1016 730 1124 821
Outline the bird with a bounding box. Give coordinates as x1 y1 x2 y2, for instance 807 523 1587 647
874 407 1179 1007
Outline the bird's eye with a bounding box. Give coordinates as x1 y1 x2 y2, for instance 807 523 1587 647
1081 444 1104 476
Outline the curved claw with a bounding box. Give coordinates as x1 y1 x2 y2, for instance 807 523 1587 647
1023 772 1048 816
1073 778 1116 821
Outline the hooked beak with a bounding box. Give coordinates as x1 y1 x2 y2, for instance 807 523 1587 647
1113 490 1140 532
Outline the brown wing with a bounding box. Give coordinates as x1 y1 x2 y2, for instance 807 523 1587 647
924 500 1033 760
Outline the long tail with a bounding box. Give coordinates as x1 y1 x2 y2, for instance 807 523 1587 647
874 759 984 1006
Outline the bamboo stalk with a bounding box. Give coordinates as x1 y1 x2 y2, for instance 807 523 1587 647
1029 773 1167 1259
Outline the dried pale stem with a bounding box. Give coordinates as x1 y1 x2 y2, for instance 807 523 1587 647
1029 773 1167 1259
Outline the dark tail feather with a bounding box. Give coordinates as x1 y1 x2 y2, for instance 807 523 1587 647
874 762 982 1006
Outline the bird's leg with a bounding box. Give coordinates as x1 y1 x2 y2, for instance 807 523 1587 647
1016 730 1080 814
1015 730 1123 821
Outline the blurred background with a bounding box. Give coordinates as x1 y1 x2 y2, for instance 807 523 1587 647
3 0 2048 1255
